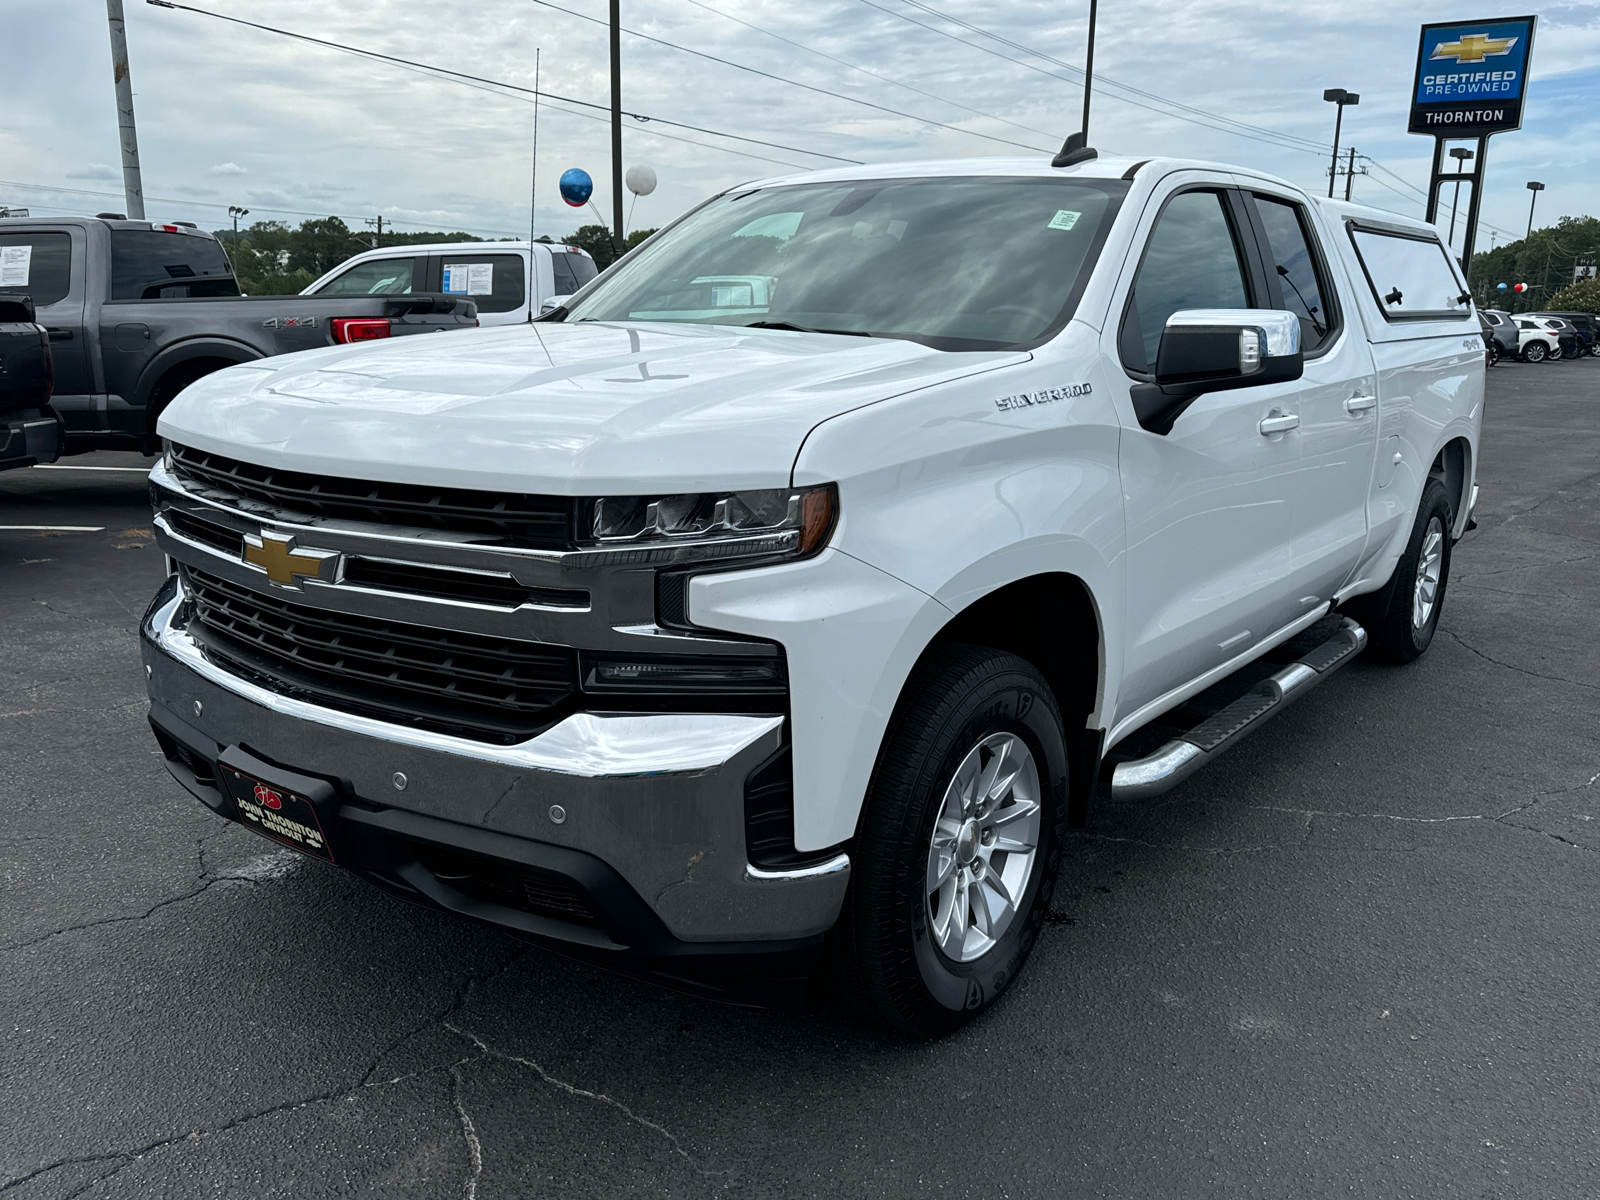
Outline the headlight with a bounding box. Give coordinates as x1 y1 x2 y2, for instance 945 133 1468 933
565 484 837 568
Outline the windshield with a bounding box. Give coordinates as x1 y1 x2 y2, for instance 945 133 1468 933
563 175 1126 350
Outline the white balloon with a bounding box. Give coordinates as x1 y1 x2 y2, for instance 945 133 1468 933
624 164 658 197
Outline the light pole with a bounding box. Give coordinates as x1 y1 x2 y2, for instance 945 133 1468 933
1525 181 1545 240
608 0 625 261
1447 148 1473 245
228 206 248 254
1323 88 1360 198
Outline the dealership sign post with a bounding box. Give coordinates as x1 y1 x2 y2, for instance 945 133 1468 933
1410 15 1536 271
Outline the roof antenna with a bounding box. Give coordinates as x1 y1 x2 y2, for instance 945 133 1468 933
1052 0 1099 168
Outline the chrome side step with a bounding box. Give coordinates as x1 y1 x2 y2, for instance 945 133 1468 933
1110 617 1367 802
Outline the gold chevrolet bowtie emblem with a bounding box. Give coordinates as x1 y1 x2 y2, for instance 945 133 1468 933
242 531 336 588
1430 33 1518 64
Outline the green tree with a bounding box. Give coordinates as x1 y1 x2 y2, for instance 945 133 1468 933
1545 277 1600 313
1470 215 1600 311
562 225 657 269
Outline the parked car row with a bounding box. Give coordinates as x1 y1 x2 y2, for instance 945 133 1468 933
1479 308 1598 364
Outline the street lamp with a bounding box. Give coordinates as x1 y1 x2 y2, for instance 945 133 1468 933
1524 181 1545 239
1447 148 1473 245
1323 88 1360 199
227 205 248 254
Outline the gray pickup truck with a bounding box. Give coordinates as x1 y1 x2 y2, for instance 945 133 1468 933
0 215 478 460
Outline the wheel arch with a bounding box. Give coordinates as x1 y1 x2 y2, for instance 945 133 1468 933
135 337 265 427
914 571 1107 827
1429 434 1473 537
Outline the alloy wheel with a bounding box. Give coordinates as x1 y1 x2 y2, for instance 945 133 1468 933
925 732 1041 963
1412 517 1445 630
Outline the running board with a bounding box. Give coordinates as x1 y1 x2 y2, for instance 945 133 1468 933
1110 617 1367 802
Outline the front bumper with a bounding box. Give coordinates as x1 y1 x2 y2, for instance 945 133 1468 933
141 578 850 999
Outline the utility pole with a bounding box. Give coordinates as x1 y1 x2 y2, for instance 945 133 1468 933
105 0 145 219
364 216 386 249
529 47 540 318
1343 146 1357 201
609 0 625 260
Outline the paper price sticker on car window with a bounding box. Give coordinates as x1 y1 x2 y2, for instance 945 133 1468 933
1046 210 1082 231
444 262 495 295
0 245 32 287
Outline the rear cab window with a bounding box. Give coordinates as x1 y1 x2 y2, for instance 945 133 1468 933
1347 225 1469 321
0 231 73 307
110 229 239 300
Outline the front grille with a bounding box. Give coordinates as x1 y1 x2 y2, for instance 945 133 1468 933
182 565 578 743
169 442 575 548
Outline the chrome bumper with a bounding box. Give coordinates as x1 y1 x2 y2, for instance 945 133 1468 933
140 580 849 946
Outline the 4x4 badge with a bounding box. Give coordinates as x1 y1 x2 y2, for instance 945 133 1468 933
241 531 338 588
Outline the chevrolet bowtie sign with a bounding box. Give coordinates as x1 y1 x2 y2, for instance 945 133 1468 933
1409 16 1536 136
242 531 338 589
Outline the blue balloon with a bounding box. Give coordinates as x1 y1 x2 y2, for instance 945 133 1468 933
559 168 593 208
1497 282 1508 290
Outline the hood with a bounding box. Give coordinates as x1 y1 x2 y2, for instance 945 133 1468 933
160 321 1028 494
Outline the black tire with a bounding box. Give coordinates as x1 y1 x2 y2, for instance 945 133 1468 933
1488 342 1500 366
1564 342 1583 360
1353 479 1453 664
1522 341 1547 363
1590 343 1600 358
847 644 1068 1037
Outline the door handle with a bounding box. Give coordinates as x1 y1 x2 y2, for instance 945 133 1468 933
1259 411 1300 435
45 328 74 341
1344 394 1377 414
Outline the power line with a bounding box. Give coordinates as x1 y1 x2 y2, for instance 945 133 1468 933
857 0 1325 158
525 0 1052 153
671 0 1063 144
0 178 526 237
145 0 860 164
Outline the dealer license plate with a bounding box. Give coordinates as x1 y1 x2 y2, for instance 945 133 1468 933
218 760 338 863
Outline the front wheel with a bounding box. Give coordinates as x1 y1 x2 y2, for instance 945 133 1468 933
847 645 1068 1037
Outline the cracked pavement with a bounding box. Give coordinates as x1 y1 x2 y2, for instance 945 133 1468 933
3 361 1598 1198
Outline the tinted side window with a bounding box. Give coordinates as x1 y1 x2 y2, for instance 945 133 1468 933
1122 191 1250 371
440 253 525 313
110 230 238 300
1349 228 1467 319
314 257 416 297
1253 196 1334 353
0 232 73 307
550 248 598 295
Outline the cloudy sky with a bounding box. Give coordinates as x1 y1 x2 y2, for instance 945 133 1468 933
4 0 1597 255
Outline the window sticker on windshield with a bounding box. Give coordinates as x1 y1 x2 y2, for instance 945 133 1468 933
1047 210 1082 231
0 245 32 286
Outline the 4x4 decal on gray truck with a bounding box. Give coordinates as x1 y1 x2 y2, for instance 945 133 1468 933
994 383 1092 412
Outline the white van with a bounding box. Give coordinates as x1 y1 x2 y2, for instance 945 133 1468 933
300 240 598 326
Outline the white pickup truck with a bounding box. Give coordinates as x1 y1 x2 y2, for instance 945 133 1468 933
300 239 598 326
142 155 1483 1035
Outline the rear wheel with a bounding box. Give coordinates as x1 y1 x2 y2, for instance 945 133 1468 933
1522 341 1547 363
1355 478 1453 664
847 645 1068 1037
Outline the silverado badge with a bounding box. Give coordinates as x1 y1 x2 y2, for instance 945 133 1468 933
241 531 338 589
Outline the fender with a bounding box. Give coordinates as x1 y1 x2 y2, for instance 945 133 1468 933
134 336 265 411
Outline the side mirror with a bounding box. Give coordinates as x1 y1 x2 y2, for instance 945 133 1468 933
539 295 572 316
1131 309 1303 434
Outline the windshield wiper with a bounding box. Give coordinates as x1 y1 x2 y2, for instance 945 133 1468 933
741 320 875 337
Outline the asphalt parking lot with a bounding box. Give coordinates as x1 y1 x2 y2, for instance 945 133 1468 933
3 357 1597 1199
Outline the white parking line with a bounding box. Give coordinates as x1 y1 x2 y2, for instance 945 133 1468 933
33 464 151 473
0 525 106 532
